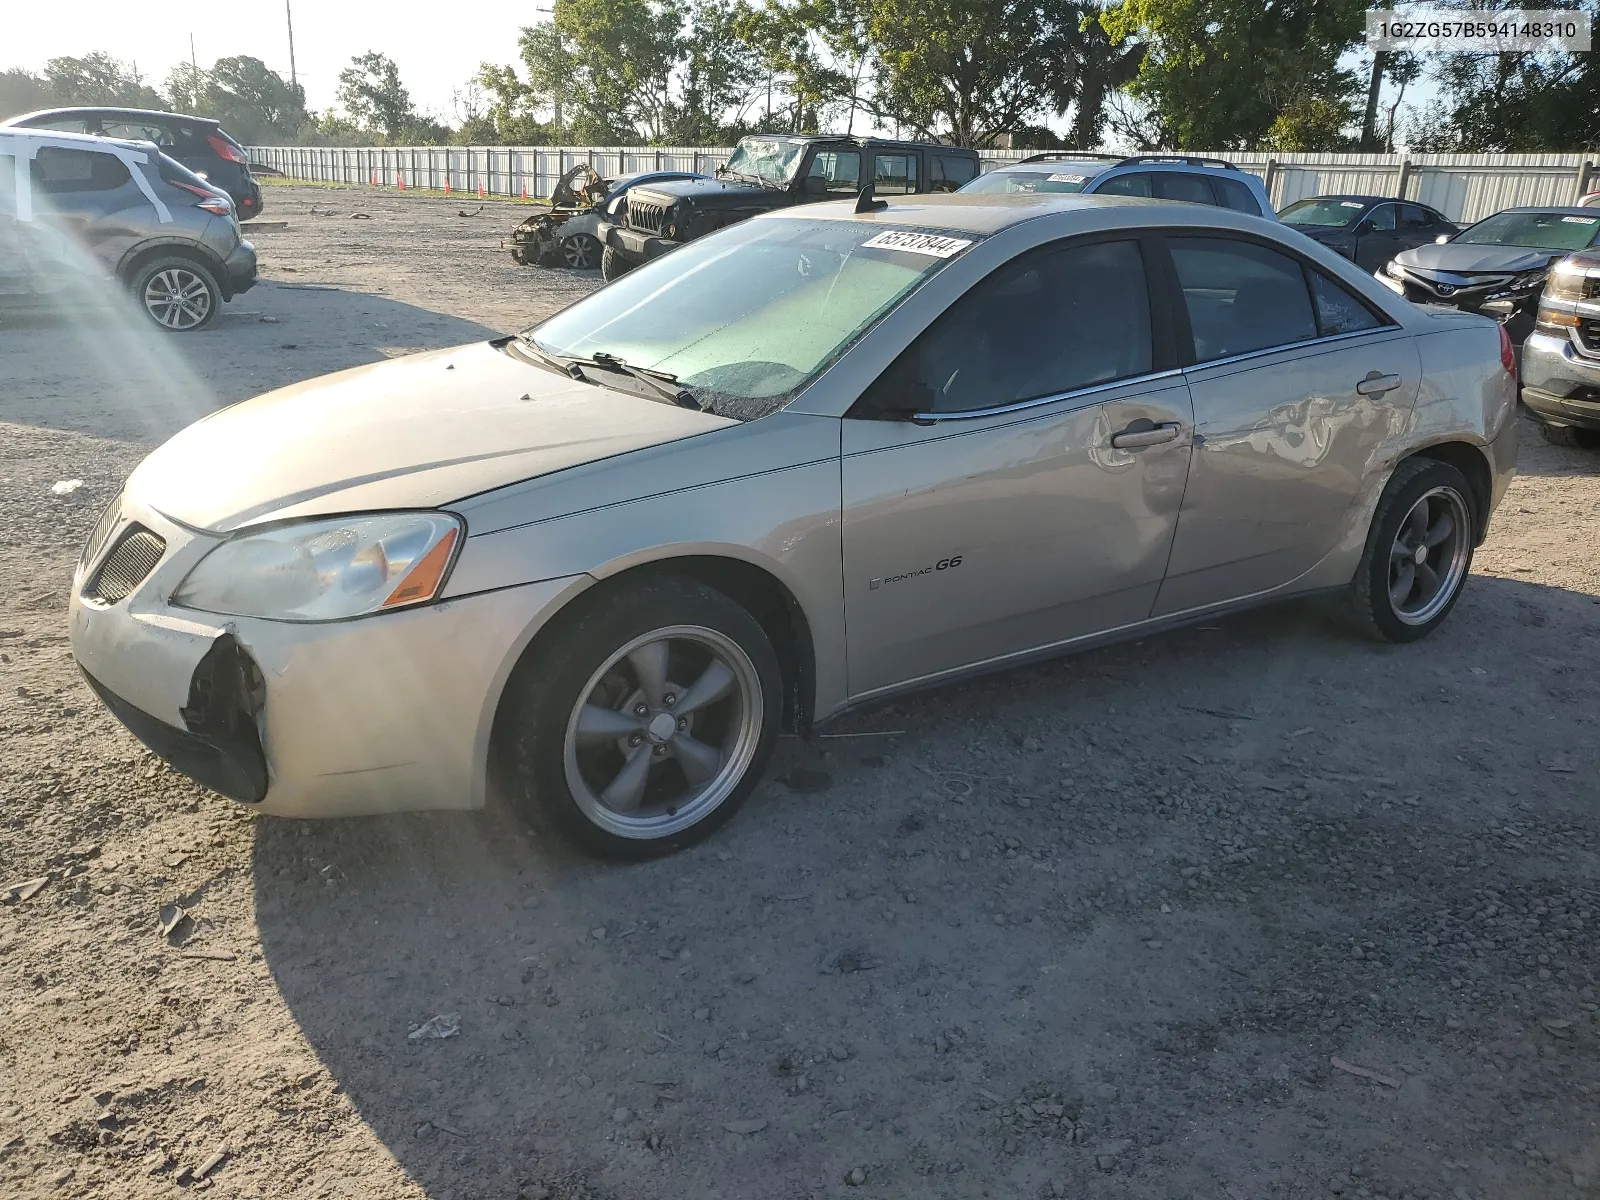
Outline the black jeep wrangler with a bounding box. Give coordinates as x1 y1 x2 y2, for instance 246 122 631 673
595 134 981 280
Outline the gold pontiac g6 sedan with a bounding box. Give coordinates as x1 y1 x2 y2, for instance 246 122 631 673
69 193 1518 857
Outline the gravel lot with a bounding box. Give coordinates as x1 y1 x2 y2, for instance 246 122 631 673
2 185 1599 1200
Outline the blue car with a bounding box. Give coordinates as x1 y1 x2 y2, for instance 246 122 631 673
959 153 1275 219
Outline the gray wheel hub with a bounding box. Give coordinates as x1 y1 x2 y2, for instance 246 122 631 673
143 268 212 330
1387 484 1471 626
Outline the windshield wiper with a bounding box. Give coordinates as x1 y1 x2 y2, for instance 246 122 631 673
511 334 587 380
587 352 702 409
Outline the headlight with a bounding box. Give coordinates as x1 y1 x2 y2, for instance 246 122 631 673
1382 260 1404 279
1510 268 1549 290
173 512 462 622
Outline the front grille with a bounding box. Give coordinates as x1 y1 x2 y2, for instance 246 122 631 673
86 526 166 604
80 493 122 567
628 198 669 236
1580 319 1600 356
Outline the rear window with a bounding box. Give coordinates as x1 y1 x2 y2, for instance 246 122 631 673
1213 176 1261 214
1153 172 1218 206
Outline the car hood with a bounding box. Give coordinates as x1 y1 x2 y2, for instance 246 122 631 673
635 177 784 204
1395 242 1561 274
128 341 736 533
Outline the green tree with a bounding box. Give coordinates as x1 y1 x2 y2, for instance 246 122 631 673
205 56 309 142
555 0 686 143
1 69 53 121
1100 0 1366 149
867 0 1061 146
1039 4 1146 149
336 52 418 142
677 0 765 140
41 52 165 109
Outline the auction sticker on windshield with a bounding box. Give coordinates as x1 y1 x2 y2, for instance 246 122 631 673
861 230 973 258
1048 173 1087 184
1562 216 1599 224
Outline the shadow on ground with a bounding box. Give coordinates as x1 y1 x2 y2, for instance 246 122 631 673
0 282 503 444
252 576 1600 1200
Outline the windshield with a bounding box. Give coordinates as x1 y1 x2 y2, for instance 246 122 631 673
526 217 976 420
959 166 1094 195
1455 210 1600 251
723 138 806 186
1280 198 1367 227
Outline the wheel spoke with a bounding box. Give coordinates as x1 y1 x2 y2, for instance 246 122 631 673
675 660 735 716
1403 501 1428 545
601 745 653 812
1415 561 1440 604
673 734 722 786
576 703 642 742
1389 538 1413 561
628 640 669 707
1389 561 1415 610
1423 512 1455 548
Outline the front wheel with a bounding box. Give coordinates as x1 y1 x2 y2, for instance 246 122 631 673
600 244 634 282
131 257 220 331
1343 457 1478 642
500 575 782 859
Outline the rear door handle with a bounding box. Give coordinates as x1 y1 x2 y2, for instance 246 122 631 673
1356 372 1403 396
1110 421 1181 449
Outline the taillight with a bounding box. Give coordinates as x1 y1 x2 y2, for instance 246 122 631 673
171 179 233 216
206 133 249 165
1499 322 1518 381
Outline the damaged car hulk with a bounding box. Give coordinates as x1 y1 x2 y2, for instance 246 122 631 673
71 193 1515 859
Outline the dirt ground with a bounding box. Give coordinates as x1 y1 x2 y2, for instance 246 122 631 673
2 184 1598 1200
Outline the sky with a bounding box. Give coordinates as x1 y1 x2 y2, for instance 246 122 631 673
5 1 542 119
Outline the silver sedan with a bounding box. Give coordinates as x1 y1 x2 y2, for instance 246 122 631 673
69 195 1518 857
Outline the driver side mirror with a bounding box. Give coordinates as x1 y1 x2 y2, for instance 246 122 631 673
801 175 828 197
1354 219 1375 235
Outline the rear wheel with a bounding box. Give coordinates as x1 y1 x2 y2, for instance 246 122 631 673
131 257 220 331
1344 457 1477 642
601 245 634 282
561 234 601 270
500 575 782 859
1541 422 1600 449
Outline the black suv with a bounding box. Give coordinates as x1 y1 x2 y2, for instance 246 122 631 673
596 134 981 280
3 108 264 221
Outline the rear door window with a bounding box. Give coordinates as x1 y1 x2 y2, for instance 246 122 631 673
1153 172 1219 206
27 117 89 134
1094 171 1153 198
100 120 176 149
1213 176 1262 214
1169 236 1319 361
1366 204 1397 231
873 153 918 195
30 147 131 194
1399 204 1435 229
930 154 978 192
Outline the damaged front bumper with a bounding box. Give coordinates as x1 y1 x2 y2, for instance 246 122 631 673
68 494 586 818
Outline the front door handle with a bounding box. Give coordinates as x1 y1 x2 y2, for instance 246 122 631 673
1356 372 1403 396
1110 421 1181 449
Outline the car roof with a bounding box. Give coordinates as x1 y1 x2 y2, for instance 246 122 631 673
0 126 155 154
4 107 222 129
989 159 1119 176
1287 194 1394 206
753 191 1282 237
740 133 976 154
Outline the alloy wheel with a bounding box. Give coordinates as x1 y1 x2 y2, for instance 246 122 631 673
142 268 213 330
1387 485 1471 625
562 625 763 839
562 235 599 270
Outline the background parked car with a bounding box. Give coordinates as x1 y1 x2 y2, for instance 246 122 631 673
0 128 256 330
507 163 707 270
3 107 264 221
1577 191 1600 207
596 134 981 279
958 153 1274 218
1521 250 1600 446
1279 195 1458 272
1377 206 1600 345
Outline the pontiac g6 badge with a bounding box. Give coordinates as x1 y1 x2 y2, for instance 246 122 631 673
869 555 963 589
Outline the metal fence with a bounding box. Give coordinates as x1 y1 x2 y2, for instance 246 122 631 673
249 144 1600 224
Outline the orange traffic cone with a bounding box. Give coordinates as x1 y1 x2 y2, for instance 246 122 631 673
370 171 377 186
397 174 406 190
521 182 528 200
444 179 451 196
478 182 485 199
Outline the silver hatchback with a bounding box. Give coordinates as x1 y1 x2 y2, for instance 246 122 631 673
0 127 256 330
69 195 1517 857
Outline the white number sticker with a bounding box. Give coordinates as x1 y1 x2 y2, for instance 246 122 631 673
1340 201 1366 208
1561 215 1599 224
1047 173 1087 184
861 230 974 258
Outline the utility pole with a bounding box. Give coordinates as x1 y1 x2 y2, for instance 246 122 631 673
285 1 298 90
1361 49 1387 151
190 35 200 110
535 5 563 132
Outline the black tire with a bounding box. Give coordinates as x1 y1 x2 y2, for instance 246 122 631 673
1344 457 1478 643
129 256 221 332
561 234 601 270
1541 422 1600 449
499 574 783 860
601 244 634 282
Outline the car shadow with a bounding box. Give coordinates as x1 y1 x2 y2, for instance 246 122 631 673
0 281 504 445
250 571 1600 1199
1511 407 1600 477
